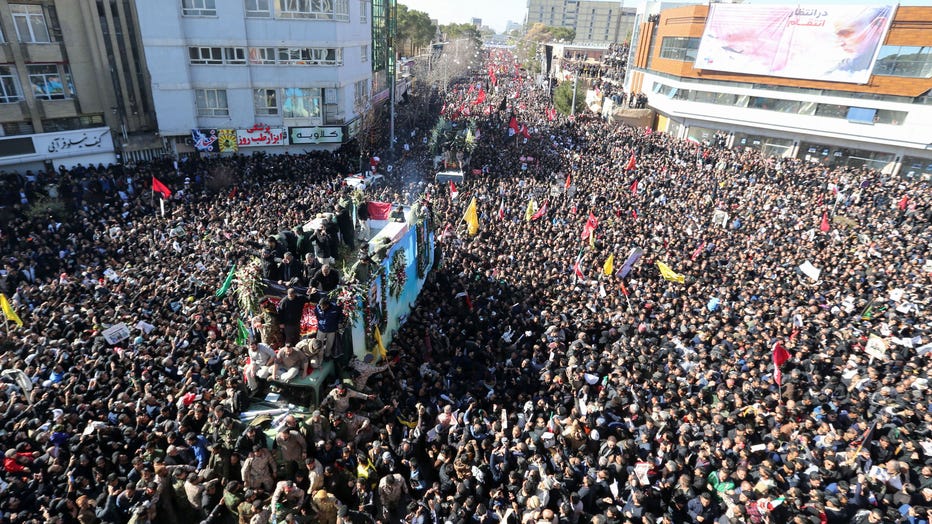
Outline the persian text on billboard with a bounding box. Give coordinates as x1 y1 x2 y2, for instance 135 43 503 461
693 4 895 84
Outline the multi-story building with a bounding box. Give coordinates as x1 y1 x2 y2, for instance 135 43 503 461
526 0 636 44
0 0 158 172
134 0 375 156
625 3 932 176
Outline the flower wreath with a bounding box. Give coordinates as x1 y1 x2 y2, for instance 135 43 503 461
388 250 407 298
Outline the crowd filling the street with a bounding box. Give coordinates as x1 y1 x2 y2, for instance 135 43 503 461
0 49 930 524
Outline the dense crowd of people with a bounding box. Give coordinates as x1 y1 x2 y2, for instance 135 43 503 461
0 48 930 524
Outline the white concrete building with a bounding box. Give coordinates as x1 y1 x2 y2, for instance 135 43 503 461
134 0 373 155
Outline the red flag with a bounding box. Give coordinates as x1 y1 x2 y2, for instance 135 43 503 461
518 124 531 139
690 241 706 261
630 179 639 195
625 154 636 171
580 212 598 240
620 281 630 297
819 212 830 232
367 201 393 220
228 186 237 199
151 176 171 199
772 341 790 367
508 116 519 136
498 201 505 221
631 209 638 220
774 367 783 386
473 87 486 105
531 200 548 221
897 195 909 211
488 66 497 85
547 107 557 121
449 180 458 199
564 173 572 190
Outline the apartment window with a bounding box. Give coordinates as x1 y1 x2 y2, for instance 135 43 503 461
182 0 217 16
0 67 23 103
249 47 277 64
659 37 700 62
361 45 368 62
2 121 34 136
195 88 229 116
354 79 369 108
189 47 222 64
873 46 932 78
276 47 342 65
11 4 51 43
188 47 245 65
323 87 340 123
254 88 278 115
282 87 321 118
245 0 271 17
359 0 367 23
41 114 105 132
28 64 74 100
277 0 349 21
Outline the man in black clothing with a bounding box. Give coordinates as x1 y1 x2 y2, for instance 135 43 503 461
277 287 309 345
274 252 303 287
309 264 341 302
335 203 355 248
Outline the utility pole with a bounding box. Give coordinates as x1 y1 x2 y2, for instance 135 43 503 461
388 0 397 155
570 72 578 116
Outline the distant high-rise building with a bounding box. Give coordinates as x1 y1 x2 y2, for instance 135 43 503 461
526 0 636 43
471 18 482 27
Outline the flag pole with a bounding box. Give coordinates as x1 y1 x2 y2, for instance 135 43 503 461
777 368 783 405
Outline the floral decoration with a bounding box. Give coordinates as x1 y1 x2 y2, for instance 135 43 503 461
388 250 407 298
234 257 265 314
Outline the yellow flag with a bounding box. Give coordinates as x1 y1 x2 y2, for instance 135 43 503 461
0 293 23 327
656 261 686 284
603 254 614 276
463 196 479 236
373 325 387 359
524 199 538 222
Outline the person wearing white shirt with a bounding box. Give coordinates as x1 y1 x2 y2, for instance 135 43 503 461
244 340 275 392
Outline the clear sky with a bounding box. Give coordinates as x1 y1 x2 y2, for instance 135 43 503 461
399 0 528 33
400 0 932 35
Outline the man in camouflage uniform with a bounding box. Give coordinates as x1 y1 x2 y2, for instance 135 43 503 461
270 480 306 523
241 445 276 492
348 355 390 391
275 426 306 478
235 490 260 524
321 384 372 415
312 488 342 524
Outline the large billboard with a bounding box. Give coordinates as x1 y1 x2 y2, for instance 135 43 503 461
693 4 895 84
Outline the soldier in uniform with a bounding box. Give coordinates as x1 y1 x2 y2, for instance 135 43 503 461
312 488 342 524
274 427 307 478
377 473 408 521
241 445 276 492
270 480 305 523
304 410 331 455
235 490 260 524
321 384 373 415
348 354 390 391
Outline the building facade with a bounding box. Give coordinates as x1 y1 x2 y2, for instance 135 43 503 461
0 0 158 172
134 0 374 156
625 4 932 176
526 0 636 44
